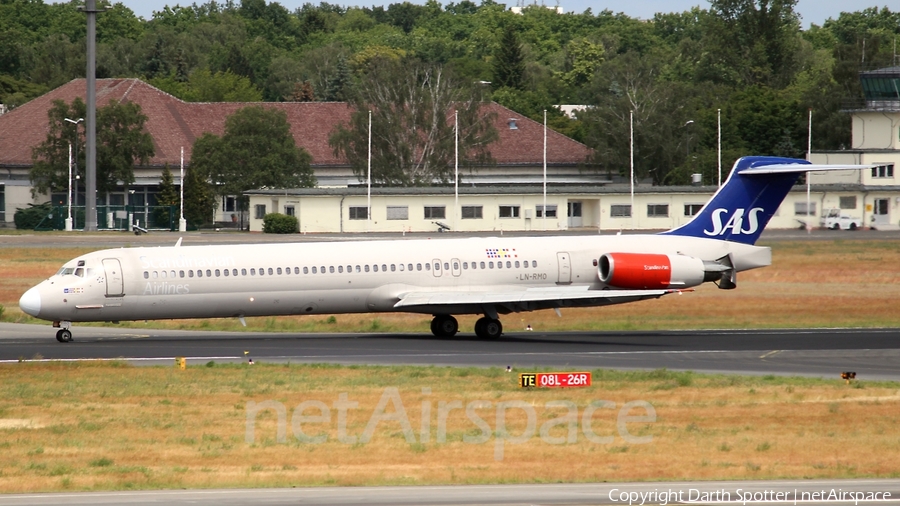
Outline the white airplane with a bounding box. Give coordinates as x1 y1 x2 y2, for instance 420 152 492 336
19 156 869 343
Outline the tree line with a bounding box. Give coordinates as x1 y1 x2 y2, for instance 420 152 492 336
6 0 900 209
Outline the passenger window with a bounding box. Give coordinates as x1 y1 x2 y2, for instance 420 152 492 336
453 262 459 270
143 271 149 279
506 261 511 268
382 264 387 272
232 269 237 276
303 267 308 274
250 268 256 276
330 266 335 274
170 270 176 278
207 269 212 277
399 264 404 271
408 263 413 271
443 262 449 270
224 269 230 277
463 262 467 270
197 270 202 278
312 266 317 274
532 260 537 267
267 268 273 275
277 267 282 275
215 269 221 277
365 265 370 272
294 267 299 274
489 262 494 269
497 262 502 269
515 261 520 268
152 271 158 279
348 265 353 273
241 269 247 276
391 264 396 272
480 262 486 269
338 265 344 273
180 270 185 278
373 265 378 272
417 263 422 271
161 270 167 279
189 270 194 278
425 263 430 271
320 266 325 274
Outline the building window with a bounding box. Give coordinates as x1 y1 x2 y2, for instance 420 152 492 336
386 206 409 220
462 206 483 219
499 205 520 218
254 204 266 219
224 196 237 212
349 206 369 220
610 204 631 218
684 204 704 216
794 201 817 216
536 205 557 218
871 164 894 178
647 204 669 218
839 196 857 210
424 206 445 219
284 205 295 217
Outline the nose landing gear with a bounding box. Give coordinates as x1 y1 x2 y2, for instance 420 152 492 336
55 329 73 343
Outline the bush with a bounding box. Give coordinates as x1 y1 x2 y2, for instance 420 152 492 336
262 213 297 234
14 202 53 230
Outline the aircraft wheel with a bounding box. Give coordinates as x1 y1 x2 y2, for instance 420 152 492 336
474 317 502 339
431 315 458 338
849 223 857 230
56 329 72 343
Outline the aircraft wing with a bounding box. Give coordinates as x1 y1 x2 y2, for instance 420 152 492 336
394 286 677 313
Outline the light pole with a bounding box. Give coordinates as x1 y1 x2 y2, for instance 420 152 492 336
683 120 695 181
64 117 84 231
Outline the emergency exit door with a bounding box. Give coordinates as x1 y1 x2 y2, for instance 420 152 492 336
556 252 572 285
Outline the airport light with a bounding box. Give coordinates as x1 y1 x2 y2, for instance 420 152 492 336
64 117 84 232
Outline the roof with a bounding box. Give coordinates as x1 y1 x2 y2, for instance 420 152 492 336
0 78 592 169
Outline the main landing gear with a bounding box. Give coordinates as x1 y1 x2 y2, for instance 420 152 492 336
429 314 503 339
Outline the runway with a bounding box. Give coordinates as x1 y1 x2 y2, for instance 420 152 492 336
0 479 898 505
2 323 899 380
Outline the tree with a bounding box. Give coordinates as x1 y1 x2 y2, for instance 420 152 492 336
190 106 315 203
183 147 217 228
96 101 155 193
30 98 154 196
329 57 497 186
492 24 525 90
153 165 180 227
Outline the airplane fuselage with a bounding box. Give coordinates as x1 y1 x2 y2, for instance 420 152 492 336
22 234 770 324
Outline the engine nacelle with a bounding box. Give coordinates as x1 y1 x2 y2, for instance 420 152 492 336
598 253 707 289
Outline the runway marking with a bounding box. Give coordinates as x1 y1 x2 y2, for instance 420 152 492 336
759 350 781 359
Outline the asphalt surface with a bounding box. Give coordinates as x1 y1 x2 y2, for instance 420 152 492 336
2 323 899 380
0 479 898 505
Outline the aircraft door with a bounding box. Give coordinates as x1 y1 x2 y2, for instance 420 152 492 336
102 258 125 297
451 258 461 277
556 252 572 285
432 259 442 277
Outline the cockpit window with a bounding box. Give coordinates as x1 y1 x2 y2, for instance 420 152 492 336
74 267 84 277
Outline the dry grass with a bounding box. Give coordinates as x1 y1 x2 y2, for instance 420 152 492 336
3 239 900 331
0 363 897 492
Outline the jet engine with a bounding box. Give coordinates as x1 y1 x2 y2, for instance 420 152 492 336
597 253 731 289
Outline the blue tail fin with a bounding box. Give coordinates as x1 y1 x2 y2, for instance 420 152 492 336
662 156 809 245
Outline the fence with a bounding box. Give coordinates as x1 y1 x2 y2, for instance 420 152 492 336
42 205 178 231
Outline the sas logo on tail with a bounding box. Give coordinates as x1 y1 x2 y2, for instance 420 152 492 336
704 207 765 236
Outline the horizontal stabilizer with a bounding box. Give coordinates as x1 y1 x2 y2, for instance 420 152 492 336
739 164 873 175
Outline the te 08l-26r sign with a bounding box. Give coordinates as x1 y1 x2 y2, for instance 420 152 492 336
519 372 592 388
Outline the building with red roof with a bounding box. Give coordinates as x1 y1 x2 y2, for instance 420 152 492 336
0 78 595 226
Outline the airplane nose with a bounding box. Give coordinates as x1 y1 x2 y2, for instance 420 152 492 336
19 287 42 317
